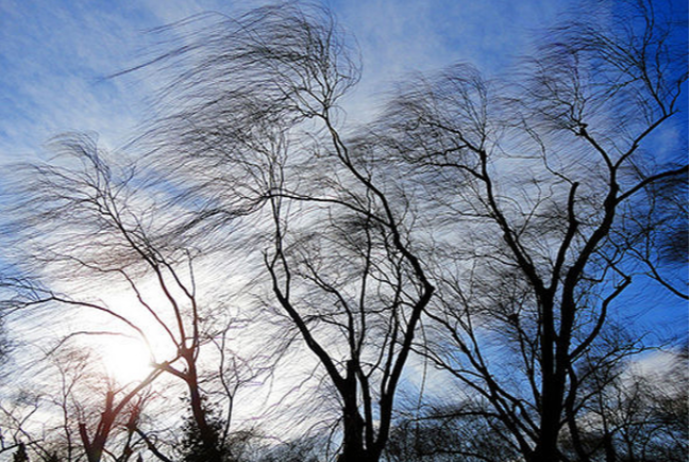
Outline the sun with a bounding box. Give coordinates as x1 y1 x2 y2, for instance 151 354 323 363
99 336 154 385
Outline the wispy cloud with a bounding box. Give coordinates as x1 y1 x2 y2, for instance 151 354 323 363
330 0 565 121
0 0 572 160
0 0 230 158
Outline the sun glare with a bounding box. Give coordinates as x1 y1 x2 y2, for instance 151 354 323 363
100 337 154 385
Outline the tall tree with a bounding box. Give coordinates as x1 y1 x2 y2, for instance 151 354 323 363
137 4 433 461
1 2 685 461
376 1 687 461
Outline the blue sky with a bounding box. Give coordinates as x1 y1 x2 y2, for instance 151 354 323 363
0 1 687 336
0 0 605 321
0 0 572 341
0 0 687 447
0 0 569 159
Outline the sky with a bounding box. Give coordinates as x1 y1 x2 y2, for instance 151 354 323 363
0 0 569 160
0 0 578 406
3 0 685 316
0 0 687 451
0 0 686 356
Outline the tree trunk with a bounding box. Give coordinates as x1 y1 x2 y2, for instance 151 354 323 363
603 431 617 462
340 360 365 462
80 391 116 462
185 354 223 462
533 296 566 462
532 363 568 462
337 360 384 462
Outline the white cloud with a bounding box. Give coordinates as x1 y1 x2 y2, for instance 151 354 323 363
626 349 685 381
0 0 572 159
0 0 237 159
324 0 568 123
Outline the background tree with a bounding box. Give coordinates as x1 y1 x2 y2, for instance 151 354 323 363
11 443 28 462
2 134 260 462
257 434 323 462
383 401 521 462
573 347 689 462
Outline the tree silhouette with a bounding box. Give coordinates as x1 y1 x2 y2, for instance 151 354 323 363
0 1 685 461
12 443 29 462
375 1 687 460
2 134 259 462
135 4 433 461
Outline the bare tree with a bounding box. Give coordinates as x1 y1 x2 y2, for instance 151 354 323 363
383 401 521 462
3 134 259 462
0 345 150 462
1 2 685 461
0 392 43 460
134 4 434 461
373 1 687 461
626 175 688 300
565 345 688 462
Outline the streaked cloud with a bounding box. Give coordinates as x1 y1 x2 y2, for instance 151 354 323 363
1 0 571 159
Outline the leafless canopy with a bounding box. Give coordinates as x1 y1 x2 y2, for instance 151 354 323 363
371 1 687 461
0 1 686 462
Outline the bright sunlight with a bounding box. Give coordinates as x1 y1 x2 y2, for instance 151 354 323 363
99 335 154 385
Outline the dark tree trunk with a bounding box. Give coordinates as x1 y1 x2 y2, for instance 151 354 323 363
603 432 617 462
80 391 116 462
185 354 223 462
533 296 567 462
340 360 365 462
534 371 568 462
337 360 384 462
